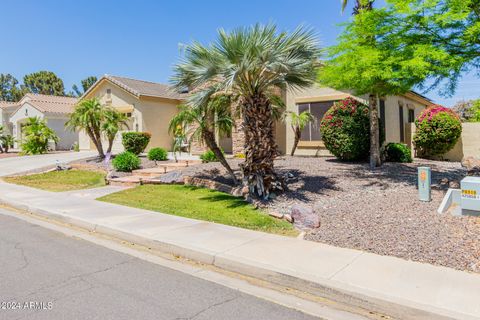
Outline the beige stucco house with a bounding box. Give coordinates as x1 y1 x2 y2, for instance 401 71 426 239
2 94 78 150
78 75 432 156
78 75 186 153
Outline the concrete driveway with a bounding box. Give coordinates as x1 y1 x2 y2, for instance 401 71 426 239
0 151 97 177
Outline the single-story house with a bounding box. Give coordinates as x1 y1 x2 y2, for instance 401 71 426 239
78 75 187 153
78 75 432 156
2 94 79 150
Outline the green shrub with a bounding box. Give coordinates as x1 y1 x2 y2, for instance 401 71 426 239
121 132 151 155
320 97 370 161
20 117 59 155
200 149 222 163
148 147 168 161
112 151 141 172
413 105 462 157
384 143 412 163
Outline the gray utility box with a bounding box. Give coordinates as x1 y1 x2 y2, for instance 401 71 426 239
460 176 480 212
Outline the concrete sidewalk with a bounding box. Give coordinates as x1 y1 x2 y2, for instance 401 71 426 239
0 181 479 320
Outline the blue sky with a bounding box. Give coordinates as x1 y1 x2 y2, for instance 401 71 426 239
1 0 478 106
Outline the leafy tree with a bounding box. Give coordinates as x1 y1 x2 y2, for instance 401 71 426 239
102 108 128 154
23 71 65 96
171 24 320 197
20 117 59 155
284 111 314 156
72 76 98 97
169 88 237 184
66 98 105 158
468 99 480 122
381 0 479 95
318 6 440 168
0 74 24 102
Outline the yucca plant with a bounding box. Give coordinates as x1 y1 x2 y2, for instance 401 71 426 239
171 24 320 197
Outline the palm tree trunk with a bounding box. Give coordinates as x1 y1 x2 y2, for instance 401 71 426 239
290 127 301 156
369 94 381 168
202 130 238 185
106 135 114 155
86 128 105 158
240 94 281 198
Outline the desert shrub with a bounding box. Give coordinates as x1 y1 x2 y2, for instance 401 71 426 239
413 105 462 157
320 97 370 161
148 147 168 161
200 149 223 163
384 143 412 163
112 151 140 172
234 153 245 159
121 132 151 155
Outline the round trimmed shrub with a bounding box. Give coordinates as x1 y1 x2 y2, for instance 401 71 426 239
384 143 412 163
200 149 220 163
112 151 141 172
148 147 168 161
121 132 151 155
413 105 462 157
320 97 370 161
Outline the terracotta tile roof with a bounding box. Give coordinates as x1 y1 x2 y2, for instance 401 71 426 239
0 101 19 110
85 75 188 100
21 94 78 115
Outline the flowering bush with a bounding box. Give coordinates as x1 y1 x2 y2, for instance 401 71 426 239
320 97 370 160
413 105 462 157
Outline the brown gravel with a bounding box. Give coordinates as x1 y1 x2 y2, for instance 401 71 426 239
182 156 480 274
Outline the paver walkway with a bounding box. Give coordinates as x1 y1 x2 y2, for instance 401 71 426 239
0 181 479 320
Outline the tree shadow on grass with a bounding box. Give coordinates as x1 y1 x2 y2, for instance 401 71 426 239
182 185 251 209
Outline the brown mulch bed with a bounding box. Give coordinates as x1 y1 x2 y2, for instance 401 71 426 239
0 152 20 159
176 156 480 274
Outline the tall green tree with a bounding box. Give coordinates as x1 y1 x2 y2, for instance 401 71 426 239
0 74 24 102
378 0 479 95
66 98 105 158
23 71 65 96
169 88 237 184
102 108 129 154
72 76 98 97
284 111 314 156
172 24 320 197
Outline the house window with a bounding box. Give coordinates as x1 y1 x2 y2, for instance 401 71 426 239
297 101 336 141
408 108 415 123
106 89 111 98
125 112 132 118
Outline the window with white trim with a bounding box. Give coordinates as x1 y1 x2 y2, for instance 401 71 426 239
297 101 336 141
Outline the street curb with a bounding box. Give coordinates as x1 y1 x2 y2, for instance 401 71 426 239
0 197 471 320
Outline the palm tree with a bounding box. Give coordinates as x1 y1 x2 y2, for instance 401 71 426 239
1 134 14 153
102 108 129 154
172 24 320 197
20 117 59 155
341 0 374 14
66 98 105 158
169 89 237 184
285 111 314 156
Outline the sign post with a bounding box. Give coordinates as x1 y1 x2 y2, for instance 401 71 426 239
418 166 431 202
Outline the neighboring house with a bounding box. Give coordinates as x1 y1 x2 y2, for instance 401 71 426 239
3 94 78 150
78 75 432 156
78 75 186 153
0 101 18 135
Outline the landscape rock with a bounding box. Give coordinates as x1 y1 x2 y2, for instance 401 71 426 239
283 213 293 223
268 211 284 219
449 180 460 189
157 171 183 184
289 204 320 230
461 156 480 176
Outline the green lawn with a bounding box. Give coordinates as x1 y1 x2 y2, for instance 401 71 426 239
4 170 106 192
99 185 297 236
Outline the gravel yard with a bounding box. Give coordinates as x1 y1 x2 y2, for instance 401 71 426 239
179 156 480 273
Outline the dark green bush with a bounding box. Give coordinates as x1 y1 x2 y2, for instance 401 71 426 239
200 149 222 163
121 132 151 155
148 147 168 161
112 151 141 172
413 105 462 157
384 143 412 163
320 97 370 161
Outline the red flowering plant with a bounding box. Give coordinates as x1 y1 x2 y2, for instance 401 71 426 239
413 105 462 157
320 97 370 160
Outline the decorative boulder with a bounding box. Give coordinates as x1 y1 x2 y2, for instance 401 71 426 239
462 156 480 176
290 204 320 230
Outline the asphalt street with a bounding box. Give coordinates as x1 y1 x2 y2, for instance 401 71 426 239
0 209 319 320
